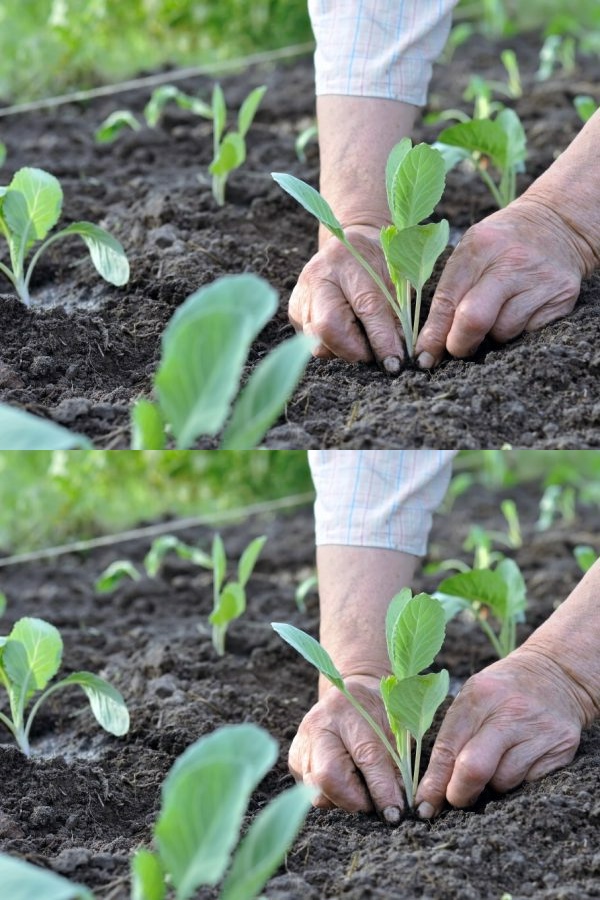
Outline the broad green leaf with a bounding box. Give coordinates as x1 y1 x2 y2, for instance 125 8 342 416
436 568 508 619
210 131 246 176
55 222 129 286
431 141 472 174
237 536 267 587
221 783 312 900
155 274 277 448
95 110 141 143
381 220 449 291
209 581 245 627
382 670 449 740
156 724 277 899
212 84 227 144
495 557 527 621
0 853 94 900
271 173 344 239
432 592 472 622
389 593 446 679
238 85 267 137
437 118 508 169
56 671 130 736
95 560 141 593
385 137 412 213
384 588 413 662
574 94 598 123
271 622 344 690
4 617 62 696
4 167 62 244
131 850 165 900
390 143 446 229
130 399 166 450
496 107 527 169
574 544 598 573
0 403 92 449
221 334 312 449
212 534 227 593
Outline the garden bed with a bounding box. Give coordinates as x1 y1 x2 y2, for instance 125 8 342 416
1 35 600 448
1 482 600 898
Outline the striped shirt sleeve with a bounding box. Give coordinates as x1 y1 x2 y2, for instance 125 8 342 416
309 450 458 556
308 0 458 105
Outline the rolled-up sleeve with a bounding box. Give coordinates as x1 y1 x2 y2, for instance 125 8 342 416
308 0 458 105
309 450 457 556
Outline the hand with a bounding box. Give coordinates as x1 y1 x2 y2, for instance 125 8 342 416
415 647 588 817
415 197 587 368
288 225 405 373
288 674 405 822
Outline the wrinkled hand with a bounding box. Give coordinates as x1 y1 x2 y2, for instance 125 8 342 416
288 225 405 373
415 648 587 818
415 197 587 368
288 674 405 822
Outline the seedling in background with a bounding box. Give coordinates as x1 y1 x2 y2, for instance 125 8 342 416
273 138 449 359
0 273 312 449
0 723 312 900
0 167 129 305
273 589 449 808
294 572 318 612
0 616 129 756
0 142 5 167
574 545 598 573
574 95 598 123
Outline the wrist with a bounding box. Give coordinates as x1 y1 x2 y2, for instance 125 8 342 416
318 218 388 249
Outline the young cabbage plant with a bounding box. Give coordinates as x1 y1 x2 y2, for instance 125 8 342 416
273 588 449 808
434 107 527 208
0 273 312 450
0 167 129 305
574 544 599 574
0 723 312 900
424 501 522 577
434 557 527 658
574 94 598 124
0 616 129 756
273 138 449 358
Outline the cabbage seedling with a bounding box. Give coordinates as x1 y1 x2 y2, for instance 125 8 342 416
0 723 312 900
0 167 129 305
0 616 129 755
273 138 449 358
273 589 449 808
434 557 527 658
574 95 598 124
574 544 598 573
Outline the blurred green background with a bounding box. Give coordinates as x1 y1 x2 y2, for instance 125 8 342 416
1 0 599 102
0 450 599 553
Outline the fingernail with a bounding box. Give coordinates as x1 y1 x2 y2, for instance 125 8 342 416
382 805 401 824
417 801 435 820
417 352 435 370
383 356 401 374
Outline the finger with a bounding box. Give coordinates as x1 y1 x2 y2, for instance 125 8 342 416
444 272 515 358
307 284 374 363
348 736 405 819
445 724 513 808
524 281 580 333
308 729 375 813
490 277 580 343
350 288 405 370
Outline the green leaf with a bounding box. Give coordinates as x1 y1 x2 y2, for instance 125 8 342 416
209 581 246 627
237 85 267 137
495 557 527 621
0 853 94 900
212 83 227 144
4 617 62 697
431 141 472 174
271 173 344 239
384 588 413 661
381 220 449 291
389 143 446 229
154 274 277 448
56 671 130 736
144 86 213 126
0 403 92 449
221 783 312 900
382 670 449 740
437 118 508 169
436 568 509 619
385 137 412 213
144 536 212 577
212 534 227 594
131 850 165 900
95 560 141 593
237 536 267 587
155 724 277 899
271 622 344 689
574 94 598 123
0 142 6 167
389 593 446 679
574 544 598 573
209 131 246 176
4 167 62 245
130 399 166 450
221 334 312 449
496 107 527 169
95 110 141 143
55 222 129 286
0 592 5 616
432 593 472 622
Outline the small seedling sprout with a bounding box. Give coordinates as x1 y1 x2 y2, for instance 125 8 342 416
273 588 449 808
273 138 449 358
574 545 598 574
0 167 129 305
0 616 129 755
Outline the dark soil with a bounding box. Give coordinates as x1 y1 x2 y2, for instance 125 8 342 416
1 479 600 898
1 35 600 447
